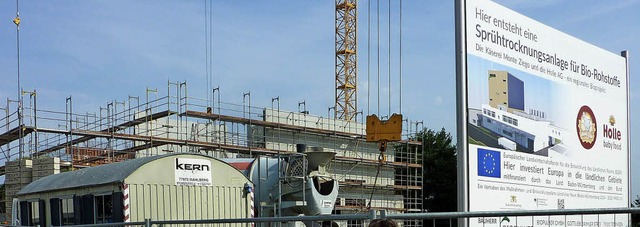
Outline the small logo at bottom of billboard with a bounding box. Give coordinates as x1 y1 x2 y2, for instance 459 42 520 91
557 199 565 209
505 195 521 208
500 217 510 227
576 105 597 149
533 198 548 208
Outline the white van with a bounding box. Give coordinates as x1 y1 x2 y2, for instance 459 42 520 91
498 137 517 150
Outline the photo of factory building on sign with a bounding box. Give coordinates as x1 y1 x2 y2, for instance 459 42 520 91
468 70 566 157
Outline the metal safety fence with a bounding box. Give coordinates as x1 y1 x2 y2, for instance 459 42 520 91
19 207 639 227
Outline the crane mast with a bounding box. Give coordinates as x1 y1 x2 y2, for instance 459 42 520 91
335 0 357 122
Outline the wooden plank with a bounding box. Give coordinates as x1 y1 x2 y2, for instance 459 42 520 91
0 125 34 147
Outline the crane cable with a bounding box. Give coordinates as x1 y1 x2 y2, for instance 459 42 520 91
399 0 402 115
204 0 214 108
367 0 371 117
205 0 209 105
388 0 391 117
366 153 383 209
376 0 380 116
366 0 379 210
368 0 384 210
366 0 402 210
14 0 23 162
211 0 214 107
14 0 21 100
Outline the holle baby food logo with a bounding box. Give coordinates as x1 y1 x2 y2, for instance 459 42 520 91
603 115 623 150
576 105 596 149
603 115 621 140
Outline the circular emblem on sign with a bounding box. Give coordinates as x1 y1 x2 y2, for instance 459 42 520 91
576 105 597 149
482 152 497 174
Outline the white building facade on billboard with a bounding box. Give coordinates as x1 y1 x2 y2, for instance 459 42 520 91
479 104 564 153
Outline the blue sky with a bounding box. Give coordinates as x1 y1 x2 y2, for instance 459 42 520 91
0 1 638 200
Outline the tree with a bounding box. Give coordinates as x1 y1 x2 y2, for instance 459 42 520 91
420 128 457 213
396 127 457 215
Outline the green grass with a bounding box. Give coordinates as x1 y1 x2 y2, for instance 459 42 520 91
468 136 487 146
475 126 494 136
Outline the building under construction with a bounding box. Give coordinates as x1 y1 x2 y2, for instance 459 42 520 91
0 82 423 227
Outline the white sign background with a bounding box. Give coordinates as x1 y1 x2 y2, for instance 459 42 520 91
175 158 213 186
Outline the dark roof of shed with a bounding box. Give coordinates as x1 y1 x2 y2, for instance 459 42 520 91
18 153 209 195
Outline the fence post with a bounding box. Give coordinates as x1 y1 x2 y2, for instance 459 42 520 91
145 218 151 227
369 209 378 221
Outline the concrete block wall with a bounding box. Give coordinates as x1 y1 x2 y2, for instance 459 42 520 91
4 157 62 216
4 159 32 216
32 157 61 181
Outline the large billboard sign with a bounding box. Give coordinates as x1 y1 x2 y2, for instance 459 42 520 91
456 0 630 226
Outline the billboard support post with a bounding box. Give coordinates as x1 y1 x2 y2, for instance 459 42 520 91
454 0 469 219
622 50 630 211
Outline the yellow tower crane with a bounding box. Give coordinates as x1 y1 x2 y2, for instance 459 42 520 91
335 0 358 122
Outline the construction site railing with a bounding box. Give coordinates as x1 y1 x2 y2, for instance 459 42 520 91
42 208 640 227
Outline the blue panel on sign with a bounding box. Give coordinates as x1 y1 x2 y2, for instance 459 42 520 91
477 148 501 178
507 73 525 111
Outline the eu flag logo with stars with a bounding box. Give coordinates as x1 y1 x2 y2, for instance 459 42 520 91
478 148 501 178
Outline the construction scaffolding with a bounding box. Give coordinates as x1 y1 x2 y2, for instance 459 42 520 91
0 81 423 227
